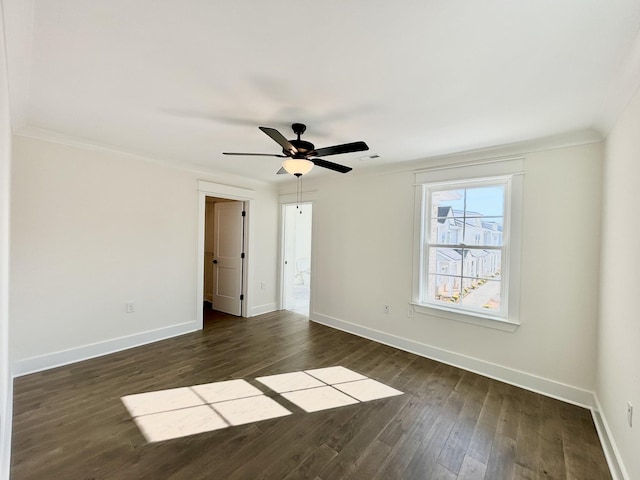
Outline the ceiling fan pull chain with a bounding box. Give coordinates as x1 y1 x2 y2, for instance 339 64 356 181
294 173 303 214
297 175 301 213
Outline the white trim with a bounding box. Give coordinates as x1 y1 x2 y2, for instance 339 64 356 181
278 190 318 204
12 321 199 377
15 127 270 188
0 378 11 480
345 132 601 181
592 395 630 480
249 302 277 317
414 156 525 175
0 3 13 476
15 126 602 189
414 157 525 184
197 180 255 200
196 181 255 328
596 28 640 136
413 158 524 328
411 303 519 332
310 311 595 408
278 200 315 313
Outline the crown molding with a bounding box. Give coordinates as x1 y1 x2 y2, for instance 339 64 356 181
594 29 640 136
14 125 273 190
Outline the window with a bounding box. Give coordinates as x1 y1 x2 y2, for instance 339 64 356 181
423 179 507 314
412 159 523 330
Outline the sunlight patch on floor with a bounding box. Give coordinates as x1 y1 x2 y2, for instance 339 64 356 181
214 395 291 426
333 378 404 402
122 367 402 443
282 385 359 412
133 405 228 443
255 371 324 393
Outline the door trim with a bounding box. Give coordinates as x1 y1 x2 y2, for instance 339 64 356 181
197 181 254 329
278 191 317 314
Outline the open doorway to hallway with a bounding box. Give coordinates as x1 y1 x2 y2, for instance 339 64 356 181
203 196 246 318
282 203 312 316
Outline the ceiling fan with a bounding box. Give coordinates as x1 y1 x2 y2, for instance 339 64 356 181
223 123 369 176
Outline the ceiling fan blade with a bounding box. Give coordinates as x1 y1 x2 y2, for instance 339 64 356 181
276 167 287 174
259 126 298 155
311 158 353 174
312 141 369 157
223 152 287 157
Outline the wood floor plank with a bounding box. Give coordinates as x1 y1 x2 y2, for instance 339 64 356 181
466 382 504 465
457 454 487 480
537 397 568 479
341 439 392 479
514 389 542 473
402 371 475 479
484 433 517 480
317 395 410 479
282 444 338 480
437 374 489 474
10 308 612 480
558 401 612 480
372 434 422 480
512 463 537 480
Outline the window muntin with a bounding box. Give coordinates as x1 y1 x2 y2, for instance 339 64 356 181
420 178 510 319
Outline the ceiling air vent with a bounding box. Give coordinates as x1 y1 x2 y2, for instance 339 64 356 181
357 153 381 161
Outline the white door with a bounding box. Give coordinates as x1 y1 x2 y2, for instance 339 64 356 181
212 201 245 316
282 203 312 315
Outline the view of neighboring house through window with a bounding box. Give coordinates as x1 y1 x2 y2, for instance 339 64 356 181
420 177 509 319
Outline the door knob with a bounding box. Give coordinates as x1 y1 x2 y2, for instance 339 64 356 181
213 259 218 264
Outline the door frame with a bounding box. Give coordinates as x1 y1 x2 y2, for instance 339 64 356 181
197 181 254 329
211 199 245 316
278 191 317 313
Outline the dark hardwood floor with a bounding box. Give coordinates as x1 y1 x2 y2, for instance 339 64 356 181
11 309 611 479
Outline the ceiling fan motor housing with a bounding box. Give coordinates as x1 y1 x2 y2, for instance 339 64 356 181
291 123 306 136
287 123 314 157
287 139 315 158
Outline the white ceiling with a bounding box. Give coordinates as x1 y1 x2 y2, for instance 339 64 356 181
5 0 640 183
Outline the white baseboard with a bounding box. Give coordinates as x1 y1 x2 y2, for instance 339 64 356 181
311 312 595 409
0 378 12 480
12 321 199 377
592 395 629 480
249 302 277 317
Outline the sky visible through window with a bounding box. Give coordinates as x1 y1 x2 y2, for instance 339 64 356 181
427 183 505 313
434 185 504 217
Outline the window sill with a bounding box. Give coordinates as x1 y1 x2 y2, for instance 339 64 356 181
411 303 520 332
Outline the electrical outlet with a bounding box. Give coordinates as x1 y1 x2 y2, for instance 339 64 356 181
126 302 135 313
260 282 266 290
628 402 633 428
383 304 390 314
407 306 414 318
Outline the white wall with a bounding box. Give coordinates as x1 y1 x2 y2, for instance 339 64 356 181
303 142 603 404
598 84 640 480
10 136 279 372
0 2 13 477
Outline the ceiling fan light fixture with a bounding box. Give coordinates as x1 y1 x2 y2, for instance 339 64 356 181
282 158 314 176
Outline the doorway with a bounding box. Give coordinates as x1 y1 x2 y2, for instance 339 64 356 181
204 197 245 317
281 203 312 315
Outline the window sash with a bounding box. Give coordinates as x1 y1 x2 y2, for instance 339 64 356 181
420 177 511 320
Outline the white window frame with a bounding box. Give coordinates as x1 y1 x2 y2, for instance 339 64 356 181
412 158 524 331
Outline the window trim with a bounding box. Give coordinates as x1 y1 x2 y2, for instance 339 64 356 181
423 176 510 318
412 158 524 331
